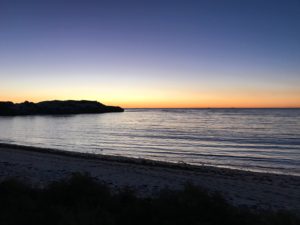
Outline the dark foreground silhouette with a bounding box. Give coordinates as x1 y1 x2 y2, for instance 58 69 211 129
0 173 298 225
0 100 124 116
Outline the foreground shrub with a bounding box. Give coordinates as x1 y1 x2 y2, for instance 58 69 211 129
0 173 299 225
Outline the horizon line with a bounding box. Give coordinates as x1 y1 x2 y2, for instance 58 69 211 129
2 100 299 109
125 107 300 109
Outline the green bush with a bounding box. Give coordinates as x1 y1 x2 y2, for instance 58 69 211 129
0 173 299 225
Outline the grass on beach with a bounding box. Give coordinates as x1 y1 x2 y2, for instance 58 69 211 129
0 173 298 225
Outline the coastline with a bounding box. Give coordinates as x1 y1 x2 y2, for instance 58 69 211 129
0 143 299 212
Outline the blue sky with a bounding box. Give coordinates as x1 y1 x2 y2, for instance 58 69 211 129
0 0 299 107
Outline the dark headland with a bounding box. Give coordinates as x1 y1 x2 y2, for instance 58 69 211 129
0 100 124 116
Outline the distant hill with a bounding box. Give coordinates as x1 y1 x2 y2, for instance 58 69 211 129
0 100 124 116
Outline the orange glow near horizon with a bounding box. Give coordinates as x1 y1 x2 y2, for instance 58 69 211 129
1 87 300 108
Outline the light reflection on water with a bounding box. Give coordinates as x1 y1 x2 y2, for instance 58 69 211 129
0 108 299 175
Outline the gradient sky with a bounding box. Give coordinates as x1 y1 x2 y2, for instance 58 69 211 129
0 0 299 108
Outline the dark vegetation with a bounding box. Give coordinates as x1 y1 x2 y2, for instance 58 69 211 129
0 173 299 225
0 100 124 116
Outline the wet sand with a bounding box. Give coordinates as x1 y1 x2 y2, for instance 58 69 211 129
0 143 299 212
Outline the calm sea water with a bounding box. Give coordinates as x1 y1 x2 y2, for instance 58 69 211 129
0 109 299 175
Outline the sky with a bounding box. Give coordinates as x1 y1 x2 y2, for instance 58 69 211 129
0 0 299 108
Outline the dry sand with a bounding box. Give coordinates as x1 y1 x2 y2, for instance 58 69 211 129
0 143 299 212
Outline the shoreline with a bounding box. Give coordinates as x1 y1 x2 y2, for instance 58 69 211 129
1 143 300 212
0 143 297 177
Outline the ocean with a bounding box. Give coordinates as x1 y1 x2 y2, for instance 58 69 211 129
0 108 299 175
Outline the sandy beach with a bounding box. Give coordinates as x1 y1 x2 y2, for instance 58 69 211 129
0 143 299 213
